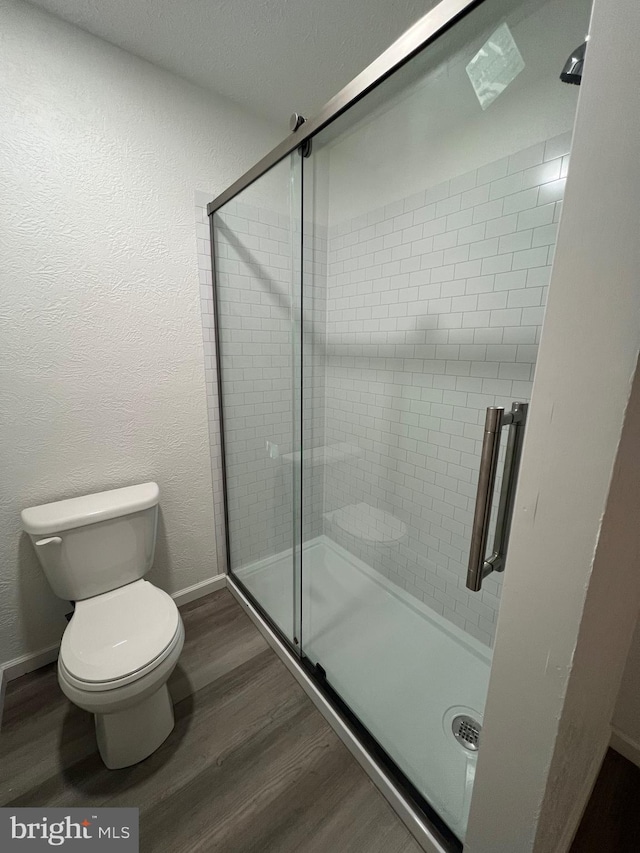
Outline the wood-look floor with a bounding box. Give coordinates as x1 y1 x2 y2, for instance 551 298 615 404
570 748 640 853
0 589 422 853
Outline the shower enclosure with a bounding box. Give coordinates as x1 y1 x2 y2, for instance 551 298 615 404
208 0 592 847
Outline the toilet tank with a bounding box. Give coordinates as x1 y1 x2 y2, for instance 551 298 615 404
21 483 160 601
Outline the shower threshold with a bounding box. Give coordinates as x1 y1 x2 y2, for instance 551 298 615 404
230 537 491 850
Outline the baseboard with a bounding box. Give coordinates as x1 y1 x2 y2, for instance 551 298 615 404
554 730 611 852
172 573 227 606
0 643 61 684
610 727 640 769
0 573 228 691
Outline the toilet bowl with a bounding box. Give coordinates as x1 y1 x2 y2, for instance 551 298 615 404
58 579 185 768
22 482 184 769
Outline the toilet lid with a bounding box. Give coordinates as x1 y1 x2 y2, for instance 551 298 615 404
60 580 180 683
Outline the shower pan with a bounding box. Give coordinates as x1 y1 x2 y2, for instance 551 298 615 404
208 0 592 848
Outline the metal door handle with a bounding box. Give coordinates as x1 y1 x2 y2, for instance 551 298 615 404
466 402 528 592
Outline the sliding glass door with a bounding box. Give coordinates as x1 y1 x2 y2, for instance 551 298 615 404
211 0 592 845
212 155 302 645
299 0 590 842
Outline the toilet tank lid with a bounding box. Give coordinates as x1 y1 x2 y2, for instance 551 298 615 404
21 482 160 535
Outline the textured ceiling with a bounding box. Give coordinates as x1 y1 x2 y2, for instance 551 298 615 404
27 0 435 126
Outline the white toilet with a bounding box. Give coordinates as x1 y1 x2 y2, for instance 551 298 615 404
21 482 184 770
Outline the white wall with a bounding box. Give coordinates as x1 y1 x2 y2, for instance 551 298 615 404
0 0 279 668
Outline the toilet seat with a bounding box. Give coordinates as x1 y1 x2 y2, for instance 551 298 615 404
60 580 181 690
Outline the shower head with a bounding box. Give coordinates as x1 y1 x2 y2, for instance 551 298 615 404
560 41 587 85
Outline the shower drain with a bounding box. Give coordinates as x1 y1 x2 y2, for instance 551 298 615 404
451 715 482 751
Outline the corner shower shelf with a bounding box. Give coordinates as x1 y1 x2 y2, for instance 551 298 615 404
282 443 364 467
324 502 408 544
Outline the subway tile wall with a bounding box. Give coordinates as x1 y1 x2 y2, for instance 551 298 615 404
321 132 570 646
197 130 570 648
197 192 326 571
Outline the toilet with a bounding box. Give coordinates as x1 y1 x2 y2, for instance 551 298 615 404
21 482 184 770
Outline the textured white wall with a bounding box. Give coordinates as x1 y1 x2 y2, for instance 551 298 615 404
0 0 279 667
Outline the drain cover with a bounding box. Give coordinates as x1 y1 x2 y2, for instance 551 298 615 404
452 714 481 751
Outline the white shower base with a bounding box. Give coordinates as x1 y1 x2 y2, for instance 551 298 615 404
235 535 491 841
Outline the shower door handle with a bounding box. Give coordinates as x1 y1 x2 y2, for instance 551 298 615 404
466 402 528 592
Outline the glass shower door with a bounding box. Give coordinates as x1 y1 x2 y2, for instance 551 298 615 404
299 0 591 842
212 155 302 646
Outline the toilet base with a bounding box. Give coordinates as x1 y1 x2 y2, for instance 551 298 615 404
95 684 175 769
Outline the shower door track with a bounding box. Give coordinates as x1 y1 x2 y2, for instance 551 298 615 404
226 573 462 853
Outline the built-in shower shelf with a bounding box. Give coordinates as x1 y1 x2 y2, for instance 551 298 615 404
282 443 364 467
324 502 408 544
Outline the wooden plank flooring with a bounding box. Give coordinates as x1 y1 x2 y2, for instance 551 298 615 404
0 589 422 853
570 748 640 853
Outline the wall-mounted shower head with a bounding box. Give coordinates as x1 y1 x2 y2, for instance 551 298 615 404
560 41 587 85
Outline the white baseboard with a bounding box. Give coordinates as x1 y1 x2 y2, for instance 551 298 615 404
0 573 228 693
172 573 227 606
1 643 61 684
610 726 640 769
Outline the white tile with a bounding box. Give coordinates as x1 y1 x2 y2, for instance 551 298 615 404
517 203 555 231
466 275 496 294
532 223 559 247
516 345 539 363
469 237 499 260
436 194 461 218
477 156 509 185
433 231 458 251
447 209 473 231
481 254 512 275
461 184 490 210
508 142 545 175
478 291 508 311
449 169 478 195
462 310 491 328
485 214 518 238
454 259 482 279
503 188 539 215
512 247 549 270
473 199 504 223
458 223 486 244
486 344 517 361
444 244 470 265
494 270 527 291
523 158 562 190
490 172 524 200
413 203 437 225
498 362 532 380
507 287 543 308
503 325 537 344
522 306 545 325
451 294 478 313
537 178 566 206
544 131 572 162
526 266 552 288
490 308 522 327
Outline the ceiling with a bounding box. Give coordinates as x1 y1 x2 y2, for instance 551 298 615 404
27 0 436 127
